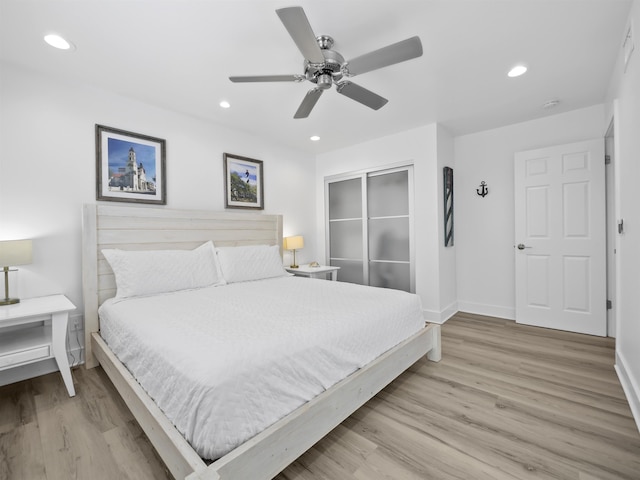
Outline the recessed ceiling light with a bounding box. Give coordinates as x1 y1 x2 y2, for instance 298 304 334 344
219 100 231 109
310 135 320 142
44 34 74 50
508 65 527 77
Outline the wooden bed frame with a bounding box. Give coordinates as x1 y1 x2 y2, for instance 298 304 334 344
81 203 441 480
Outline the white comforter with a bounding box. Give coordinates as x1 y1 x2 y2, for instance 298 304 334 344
98 276 425 459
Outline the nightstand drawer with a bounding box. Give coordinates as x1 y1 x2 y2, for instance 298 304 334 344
0 344 51 369
0 295 76 396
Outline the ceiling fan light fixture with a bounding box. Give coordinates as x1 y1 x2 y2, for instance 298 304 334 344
316 73 333 90
508 64 528 77
44 34 74 50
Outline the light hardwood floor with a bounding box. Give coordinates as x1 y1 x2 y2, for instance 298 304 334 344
1 313 639 480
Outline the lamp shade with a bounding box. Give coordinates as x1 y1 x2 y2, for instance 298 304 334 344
283 235 304 251
0 239 33 267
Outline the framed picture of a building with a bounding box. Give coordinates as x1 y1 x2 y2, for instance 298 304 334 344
223 153 264 210
95 124 166 205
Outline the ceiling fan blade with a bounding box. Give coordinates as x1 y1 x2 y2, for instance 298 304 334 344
336 82 388 110
276 7 325 64
346 36 423 76
229 74 304 83
294 88 323 119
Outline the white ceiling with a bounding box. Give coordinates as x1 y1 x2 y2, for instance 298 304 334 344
0 0 632 154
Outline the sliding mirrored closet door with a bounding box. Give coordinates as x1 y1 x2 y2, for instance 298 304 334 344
326 165 414 292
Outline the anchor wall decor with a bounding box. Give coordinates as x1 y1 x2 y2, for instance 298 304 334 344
477 181 488 198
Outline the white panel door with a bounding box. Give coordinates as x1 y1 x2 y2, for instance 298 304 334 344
514 139 606 336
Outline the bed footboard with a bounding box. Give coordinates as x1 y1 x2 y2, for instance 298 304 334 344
93 324 440 480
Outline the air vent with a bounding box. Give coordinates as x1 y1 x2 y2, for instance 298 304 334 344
542 99 560 109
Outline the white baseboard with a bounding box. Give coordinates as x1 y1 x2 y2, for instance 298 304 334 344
423 299 514 324
615 350 640 434
457 301 515 320
423 301 458 324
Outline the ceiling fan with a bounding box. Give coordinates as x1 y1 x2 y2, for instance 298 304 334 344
229 6 423 119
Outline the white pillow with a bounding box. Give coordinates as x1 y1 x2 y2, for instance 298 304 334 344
216 244 289 283
102 241 225 299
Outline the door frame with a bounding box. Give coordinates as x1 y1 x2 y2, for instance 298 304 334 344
605 117 617 338
606 102 623 340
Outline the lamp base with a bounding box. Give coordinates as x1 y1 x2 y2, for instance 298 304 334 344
0 297 20 306
289 249 299 269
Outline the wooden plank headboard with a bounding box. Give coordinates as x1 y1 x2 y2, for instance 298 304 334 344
81 203 283 368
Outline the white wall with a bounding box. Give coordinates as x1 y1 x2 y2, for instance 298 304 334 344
0 62 316 363
605 0 640 431
454 105 606 319
315 124 456 322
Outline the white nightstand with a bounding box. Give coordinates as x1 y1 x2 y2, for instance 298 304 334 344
286 265 340 281
0 294 76 396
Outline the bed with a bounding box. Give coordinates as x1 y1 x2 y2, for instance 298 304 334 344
82 203 441 480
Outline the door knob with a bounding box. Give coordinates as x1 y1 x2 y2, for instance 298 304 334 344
517 243 531 250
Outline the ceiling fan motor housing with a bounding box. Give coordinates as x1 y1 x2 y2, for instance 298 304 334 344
304 36 345 89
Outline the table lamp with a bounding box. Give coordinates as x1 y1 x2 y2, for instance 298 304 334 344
283 235 304 269
0 239 33 305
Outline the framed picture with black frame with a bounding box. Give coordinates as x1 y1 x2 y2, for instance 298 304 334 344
95 125 166 205
223 153 264 210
